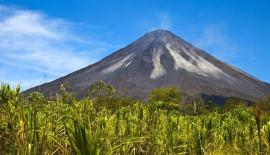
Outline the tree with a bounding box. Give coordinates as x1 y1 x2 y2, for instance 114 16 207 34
0 83 20 104
224 97 246 111
88 81 117 111
148 87 182 104
255 96 270 114
88 81 115 99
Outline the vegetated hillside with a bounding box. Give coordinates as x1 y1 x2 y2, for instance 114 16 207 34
2 83 270 154
25 29 270 104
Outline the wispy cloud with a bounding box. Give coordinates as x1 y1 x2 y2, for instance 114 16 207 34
148 12 172 31
193 23 261 78
159 12 172 30
0 5 110 89
194 24 237 61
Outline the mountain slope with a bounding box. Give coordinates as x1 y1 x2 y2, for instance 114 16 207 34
25 29 270 103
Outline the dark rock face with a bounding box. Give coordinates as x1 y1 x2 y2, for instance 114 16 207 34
25 29 270 103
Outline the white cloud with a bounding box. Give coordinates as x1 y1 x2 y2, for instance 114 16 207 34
0 5 109 89
0 11 60 39
194 24 237 61
149 12 172 31
159 13 172 30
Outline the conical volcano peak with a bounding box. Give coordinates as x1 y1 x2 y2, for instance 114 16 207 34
26 29 270 103
143 29 177 41
146 29 174 36
133 29 191 50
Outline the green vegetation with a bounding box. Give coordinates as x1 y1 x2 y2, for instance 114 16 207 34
0 82 270 154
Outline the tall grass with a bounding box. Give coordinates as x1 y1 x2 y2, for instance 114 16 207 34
0 84 270 154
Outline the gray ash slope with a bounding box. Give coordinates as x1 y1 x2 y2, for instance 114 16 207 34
26 29 270 103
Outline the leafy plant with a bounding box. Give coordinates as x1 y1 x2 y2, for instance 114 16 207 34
0 84 269 154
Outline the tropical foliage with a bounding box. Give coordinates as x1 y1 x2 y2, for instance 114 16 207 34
0 83 270 154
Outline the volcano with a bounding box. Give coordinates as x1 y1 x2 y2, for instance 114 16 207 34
26 29 270 103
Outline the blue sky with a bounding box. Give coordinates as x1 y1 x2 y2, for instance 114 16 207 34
0 0 269 89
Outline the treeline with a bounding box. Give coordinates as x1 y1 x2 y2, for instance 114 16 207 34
0 82 270 154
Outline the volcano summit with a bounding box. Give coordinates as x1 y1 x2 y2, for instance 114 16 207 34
26 29 270 103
